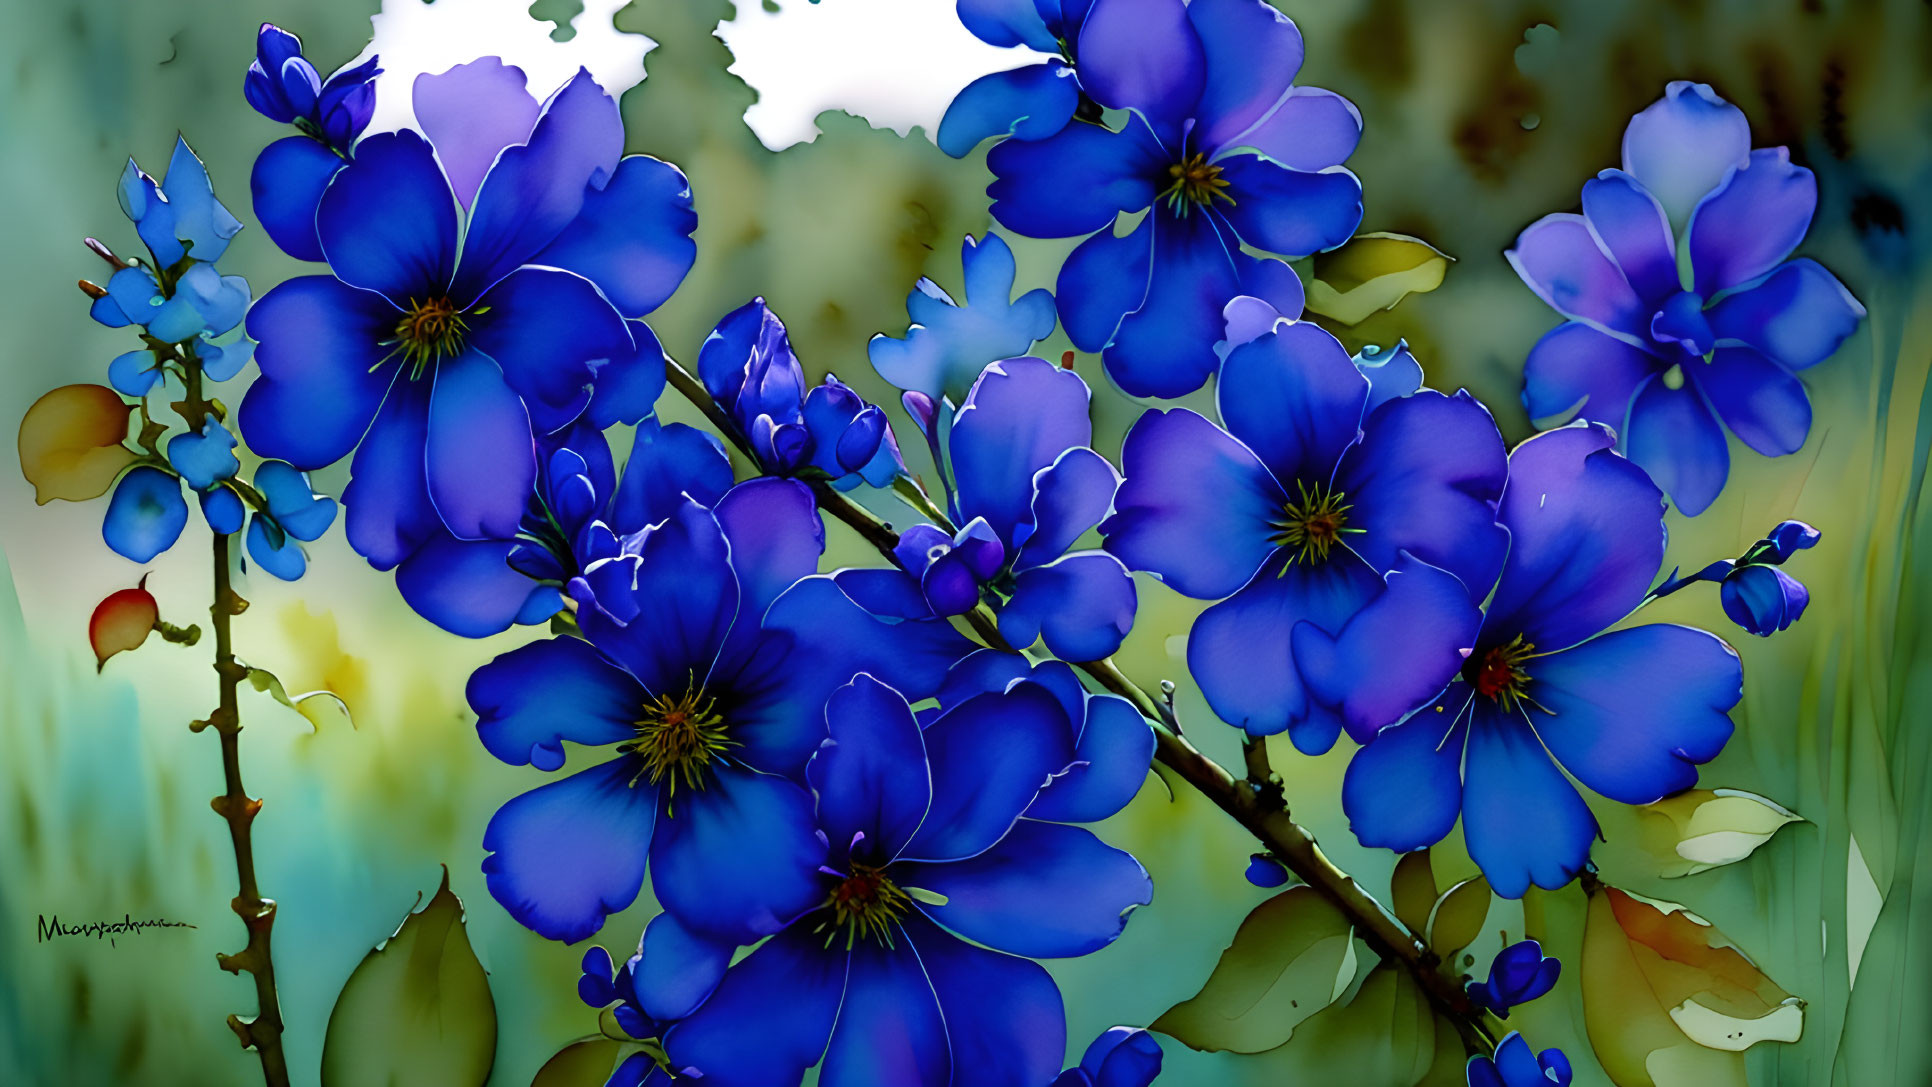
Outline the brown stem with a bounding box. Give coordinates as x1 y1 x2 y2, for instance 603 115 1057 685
663 356 1495 1051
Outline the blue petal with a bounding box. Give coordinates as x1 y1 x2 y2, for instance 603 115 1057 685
633 911 733 1021
238 276 396 470
662 926 847 1087
610 420 734 535
315 130 458 303
174 264 252 338
1088 1028 1164 1087
342 375 438 569
1351 341 1423 418
1706 258 1865 372
585 320 671 428
1187 547 1382 748
900 820 1150 957
455 70 623 302
108 350 161 397
250 135 342 262
1625 372 1729 517
901 684 1073 863
1104 212 1251 399
819 941 950 1087
1231 86 1363 171
1530 624 1738 803
1217 157 1363 257
649 762 827 943
1520 321 1660 428
1056 215 1154 353
573 501 738 696
253 460 337 540
411 58 540 210
1292 553 1484 744
533 154 698 317
987 121 1162 239
1619 81 1750 229
470 267 632 432
811 675 933 865
1580 169 1680 306
1695 347 1811 457
163 138 244 263
1102 407 1284 600
196 336 256 383
1217 317 1366 487
1341 690 1465 852
714 477 825 626
1001 550 1137 661
1505 213 1649 341
1723 565 1809 635
103 467 188 563
1187 0 1306 149
1461 705 1597 898
903 914 1066 1087
470 635 641 769
1245 854 1292 888
166 415 240 491
870 233 1060 405
200 487 246 536
1025 692 1153 824
481 756 659 942
398 534 555 637
1075 0 1204 123
951 356 1093 545
957 0 1060 50
939 61 1079 158
1484 424 1667 652
1015 446 1119 570
1688 148 1817 295
245 514 308 580
426 349 536 541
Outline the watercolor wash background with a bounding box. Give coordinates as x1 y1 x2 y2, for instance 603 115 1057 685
0 0 1927 1083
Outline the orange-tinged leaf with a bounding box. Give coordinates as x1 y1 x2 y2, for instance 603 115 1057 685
89 577 157 671
18 384 136 503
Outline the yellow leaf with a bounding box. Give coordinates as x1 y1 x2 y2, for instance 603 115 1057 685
1304 233 1453 326
1635 789 1802 877
17 384 135 504
1427 877 1490 956
1391 850 1436 936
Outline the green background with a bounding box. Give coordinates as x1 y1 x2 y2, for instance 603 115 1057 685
1 0 1927 1084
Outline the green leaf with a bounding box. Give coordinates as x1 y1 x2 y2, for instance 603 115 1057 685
1152 885 1356 1053
245 664 352 731
1391 850 1436 936
321 867 498 1087
531 1037 628 1087
1427 877 1490 956
1303 233 1453 326
1239 962 1466 1086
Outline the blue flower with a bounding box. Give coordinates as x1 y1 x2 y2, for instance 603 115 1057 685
240 65 697 578
653 674 1152 1087
245 461 339 581
576 946 700 1086
878 356 1139 661
1509 82 1865 516
113 138 243 270
166 415 239 491
1467 1032 1571 1087
395 416 731 637
1466 940 1560 1018
1342 424 1742 898
699 299 904 489
986 0 1364 397
468 483 973 944
937 0 1085 157
245 23 382 261
868 233 1057 405
1243 854 1291 888
1052 1027 1164 1087
1104 308 1508 752
103 466 190 563
1655 519 1819 637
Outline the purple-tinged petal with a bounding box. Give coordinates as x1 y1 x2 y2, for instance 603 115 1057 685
1342 691 1466 852
662 926 847 1087
470 635 640 770
1336 389 1509 592
1293 553 1484 744
574 501 738 697
1233 86 1363 171
903 820 1149 957
820 940 950 1087
1620 81 1751 229
1187 0 1305 149
1106 212 1254 399
904 914 1066 1087
901 684 1073 863
634 911 733 1022
1581 169 1680 305
988 120 1164 239
1103 407 1284 599
1695 347 1812 456
939 61 1079 158
1723 565 1809 635
1016 446 1118 569
1057 215 1154 352
812 675 933 866
1521 321 1661 427
1505 213 1649 340
470 266 632 432
762 574 978 706
533 154 698 318
714 477 825 624
1352 341 1422 417
103 468 188 563
584 319 670 428
951 356 1092 544
1076 0 1205 122
1188 547 1383 748
1002 550 1137 661
1625 373 1729 517
411 58 540 210
1688 148 1817 295
426 349 535 541
239 276 396 470
1530 624 1738 804
610 420 733 535
1026 693 1152 824
250 135 342 262
315 130 458 303
342 377 440 570
1706 258 1865 372
481 756 659 942
1462 707 1597 898
1216 158 1364 257
398 534 557 637
1484 424 1665 651
1218 317 1367 487
650 763 826 942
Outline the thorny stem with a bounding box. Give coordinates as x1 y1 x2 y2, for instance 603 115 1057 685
663 357 1497 1054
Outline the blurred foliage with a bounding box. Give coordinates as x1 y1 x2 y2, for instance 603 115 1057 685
0 0 1927 1085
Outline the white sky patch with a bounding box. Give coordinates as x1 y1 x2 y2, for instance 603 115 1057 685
356 0 654 133
717 0 1044 151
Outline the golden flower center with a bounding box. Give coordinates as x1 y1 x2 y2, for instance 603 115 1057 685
1163 153 1234 213
823 863 912 950
626 685 733 796
392 296 468 375
1466 634 1536 710
1270 480 1357 566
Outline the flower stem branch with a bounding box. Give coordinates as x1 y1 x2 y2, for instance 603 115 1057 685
662 356 1493 1052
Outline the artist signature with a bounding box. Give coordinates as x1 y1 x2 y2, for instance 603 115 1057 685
36 913 196 949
